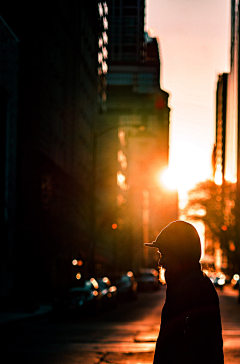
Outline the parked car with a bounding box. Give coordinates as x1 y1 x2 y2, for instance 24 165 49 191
209 272 226 290
109 271 138 301
231 274 240 303
231 274 240 289
137 268 160 291
52 278 102 315
96 277 118 309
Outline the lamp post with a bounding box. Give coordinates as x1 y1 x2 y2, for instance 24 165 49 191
88 123 143 278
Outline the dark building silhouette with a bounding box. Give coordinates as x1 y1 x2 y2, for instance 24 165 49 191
224 0 240 270
108 0 145 64
1 1 178 303
98 1 108 112
1 2 100 304
0 16 19 299
232 0 240 270
213 1 240 274
214 73 228 185
225 0 239 183
95 0 178 273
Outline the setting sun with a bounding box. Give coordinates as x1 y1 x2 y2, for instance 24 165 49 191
160 169 177 190
165 139 213 200
159 160 211 201
147 0 230 206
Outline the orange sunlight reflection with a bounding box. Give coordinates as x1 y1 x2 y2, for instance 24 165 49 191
214 170 223 186
158 267 166 285
163 141 213 204
225 173 237 184
160 164 208 202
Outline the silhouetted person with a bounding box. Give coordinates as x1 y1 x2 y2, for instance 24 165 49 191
145 220 224 364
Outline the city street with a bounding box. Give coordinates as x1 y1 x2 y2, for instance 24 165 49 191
1 285 240 364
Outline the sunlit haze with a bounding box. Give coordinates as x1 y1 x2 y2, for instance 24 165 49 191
147 0 230 198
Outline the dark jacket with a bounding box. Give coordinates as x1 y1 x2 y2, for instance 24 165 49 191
153 266 224 364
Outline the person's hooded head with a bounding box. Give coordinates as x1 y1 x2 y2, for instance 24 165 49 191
145 220 202 273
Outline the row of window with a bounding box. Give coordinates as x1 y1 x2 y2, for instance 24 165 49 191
109 54 139 62
107 73 155 86
109 8 139 16
109 38 138 47
108 18 138 26
113 0 140 5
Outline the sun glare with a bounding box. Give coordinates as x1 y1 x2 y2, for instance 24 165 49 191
163 140 213 202
160 169 177 190
225 173 237 183
160 165 208 200
214 171 223 186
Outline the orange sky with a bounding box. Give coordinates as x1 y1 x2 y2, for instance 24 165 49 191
146 0 230 196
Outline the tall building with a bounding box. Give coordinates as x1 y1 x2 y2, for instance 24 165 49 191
214 73 228 185
0 16 19 298
1 1 100 303
230 0 240 267
98 2 108 112
225 1 239 184
108 0 145 64
221 0 240 270
95 0 178 273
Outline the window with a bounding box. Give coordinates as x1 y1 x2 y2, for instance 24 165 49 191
122 0 138 6
107 73 133 85
123 45 136 53
123 8 138 16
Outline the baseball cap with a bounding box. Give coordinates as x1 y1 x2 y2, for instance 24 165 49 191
145 220 201 262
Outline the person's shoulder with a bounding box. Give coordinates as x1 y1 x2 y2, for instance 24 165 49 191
188 270 214 288
184 270 219 301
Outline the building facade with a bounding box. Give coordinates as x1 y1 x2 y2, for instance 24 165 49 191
213 1 240 273
95 0 178 274
225 0 239 183
0 16 19 298
1 1 100 304
214 73 228 185
108 0 145 64
223 0 240 269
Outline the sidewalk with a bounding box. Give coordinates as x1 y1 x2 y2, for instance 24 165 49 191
218 285 240 364
0 302 52 324
1 286 240 364
81 286 240 364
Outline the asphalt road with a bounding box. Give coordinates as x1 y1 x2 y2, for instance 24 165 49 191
1 285 240 364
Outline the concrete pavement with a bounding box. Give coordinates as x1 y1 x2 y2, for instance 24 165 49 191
0 302 52 324
62 286 240 364
219 286 240 364
1 285 240 364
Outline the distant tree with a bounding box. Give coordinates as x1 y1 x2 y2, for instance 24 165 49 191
182 180 237 254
